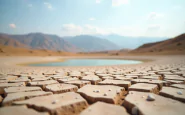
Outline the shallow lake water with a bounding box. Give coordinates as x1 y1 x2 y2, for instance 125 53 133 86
29 59 142 67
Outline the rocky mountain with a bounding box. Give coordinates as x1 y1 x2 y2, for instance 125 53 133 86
0 33 79 52
64 35 120 52
2 32 178 53
0 33 121 52
0 33 26 48
130 33 185 54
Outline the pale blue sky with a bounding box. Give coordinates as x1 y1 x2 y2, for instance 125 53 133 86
0 0 185 37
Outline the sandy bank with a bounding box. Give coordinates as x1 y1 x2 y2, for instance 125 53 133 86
0 56 156 68
0 55 184 69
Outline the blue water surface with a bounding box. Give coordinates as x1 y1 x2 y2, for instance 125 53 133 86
29 59 142 67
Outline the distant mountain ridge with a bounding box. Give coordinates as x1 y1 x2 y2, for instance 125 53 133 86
0 33 80 52
0 33 26 48
64 35 120 52
97 34 168 49
0 33 121 52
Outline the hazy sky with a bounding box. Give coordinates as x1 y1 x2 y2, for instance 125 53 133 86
0 0 185 37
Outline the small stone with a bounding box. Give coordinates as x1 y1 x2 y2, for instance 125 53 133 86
104 93 107 96
96 90 100 93
52 100 58 104
177 91 182 95
147 94 155 101
108 89 112 91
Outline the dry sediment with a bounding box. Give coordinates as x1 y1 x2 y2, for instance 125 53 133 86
0 55 185 114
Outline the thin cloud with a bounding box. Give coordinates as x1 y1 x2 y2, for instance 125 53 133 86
172 5 182 10
61 23 142 36
62 24 83 32
112 0 129 7
89 18 96 21
9 24 16 29
147 12 164 20
44 2 53 9
61 23 84 36
96 0 101 4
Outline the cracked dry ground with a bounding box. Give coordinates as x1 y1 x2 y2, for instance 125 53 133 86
0 57 185 115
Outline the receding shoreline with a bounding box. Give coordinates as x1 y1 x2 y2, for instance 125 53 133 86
17 58 67 66
1 55 183 68
15 57 153 67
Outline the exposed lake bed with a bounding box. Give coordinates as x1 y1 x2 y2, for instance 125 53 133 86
0 55 185 115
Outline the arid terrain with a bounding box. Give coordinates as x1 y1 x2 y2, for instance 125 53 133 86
129 33 185 55
1 0 185 114
0 55 185 115
0 32 185 115
0 33 185 56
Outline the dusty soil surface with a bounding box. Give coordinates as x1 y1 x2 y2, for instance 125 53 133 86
0 55 185 115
